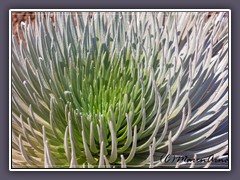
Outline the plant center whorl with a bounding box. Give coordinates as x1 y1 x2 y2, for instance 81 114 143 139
60 45 157 159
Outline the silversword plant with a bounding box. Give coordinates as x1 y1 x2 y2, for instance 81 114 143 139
11 12 229 168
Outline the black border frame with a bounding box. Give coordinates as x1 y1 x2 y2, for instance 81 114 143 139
1 0 239 179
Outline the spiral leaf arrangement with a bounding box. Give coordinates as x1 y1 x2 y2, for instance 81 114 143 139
11 12 229 169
